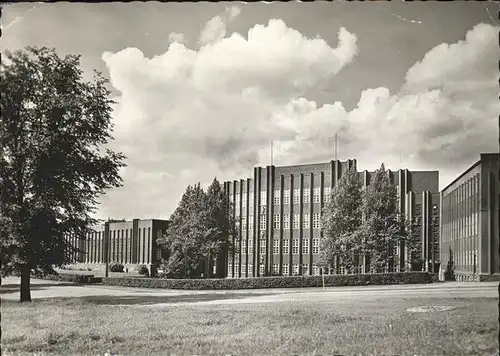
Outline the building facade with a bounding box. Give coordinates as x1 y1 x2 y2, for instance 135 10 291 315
440 153 499 281
224 159 440 278
66 218 170 268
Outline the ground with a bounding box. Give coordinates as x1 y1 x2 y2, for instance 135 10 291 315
1 277 498 356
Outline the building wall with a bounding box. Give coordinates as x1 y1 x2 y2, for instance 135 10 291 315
225 159 439 278
440 153 499 281
66 218 170 266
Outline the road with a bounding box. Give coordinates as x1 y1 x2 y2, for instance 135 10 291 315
1 277 498 307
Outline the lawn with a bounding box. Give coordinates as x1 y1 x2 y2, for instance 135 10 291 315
2 296 498 356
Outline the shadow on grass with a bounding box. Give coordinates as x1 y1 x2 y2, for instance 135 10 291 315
1 291 275 306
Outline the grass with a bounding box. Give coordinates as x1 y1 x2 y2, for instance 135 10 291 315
2 296 498 356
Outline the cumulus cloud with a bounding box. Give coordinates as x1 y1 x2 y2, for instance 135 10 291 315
168 32 185 44
198 6 242 46
100 20 497 220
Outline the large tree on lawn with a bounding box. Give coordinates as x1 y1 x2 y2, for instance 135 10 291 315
319 166 363 273
359 164 413 273
0 47 126 302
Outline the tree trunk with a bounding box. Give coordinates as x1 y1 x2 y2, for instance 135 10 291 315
20 265 31 303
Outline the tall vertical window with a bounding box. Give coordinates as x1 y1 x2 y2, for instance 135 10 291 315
273 263 279 274
293 189 300 204
293 214 300 229
312 238 320 254
274 190 280 205
301 264 309 275
274 214 280 229
260 239 266 254
241 216 247 231
259 264 265 275
260 216 266 230
241 239 247 254
323 187 331 202
241 264 246 277
313 187 321 203
249 195 254 209
248 239 253 254
302 238 309 254
292 239 299 254
282 264 289 275
228 263 233 276
260 191 267 206
273 239 280 254
235 194 240 208
292 264 299 275
283 214 290 229
303 213 310 229
303 189 310 203
248 264 253 276
242 193 247 208
283 239 289 254
312 265 320 275
283 189 290 204
313 213 320 229
249 215 254 231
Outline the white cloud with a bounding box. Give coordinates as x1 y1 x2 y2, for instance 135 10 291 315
168 32 185 44
101 19 358 219
198 6 242 46
100 20 497 220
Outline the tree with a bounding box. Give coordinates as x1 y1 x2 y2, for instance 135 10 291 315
0 47 126 302
359 164 411 273
319 166 363 273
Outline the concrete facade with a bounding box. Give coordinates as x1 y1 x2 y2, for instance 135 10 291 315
224 159 440 278
440 153 500 281
66 218 170 268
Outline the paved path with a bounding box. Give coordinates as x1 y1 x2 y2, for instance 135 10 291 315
1 277 497 306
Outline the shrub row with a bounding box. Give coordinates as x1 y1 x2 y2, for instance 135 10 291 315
32 272 102 284
102 271 434 290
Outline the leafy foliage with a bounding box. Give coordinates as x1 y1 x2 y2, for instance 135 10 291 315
158 179 234 279
109 262 124 272
136 264 149 276
0 47 126 301
320 166 363 272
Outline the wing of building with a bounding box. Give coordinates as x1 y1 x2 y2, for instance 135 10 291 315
223 159 440 278
439 153 500 282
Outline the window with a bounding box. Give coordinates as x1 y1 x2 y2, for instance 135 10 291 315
301 264 309 275
259 264 265 275
248 264 253 276
241 264 246 277
292 264 299 275
282 264 289 275
241 216 247 231
248 239 253 254
313 213 320 229
242 194 247 208
303 213 309 229
323 187 331 202
241 239 247 254
249 216 254 231
228 263 233 276
283 189 290 204
313 187 321 203
283 214 290 229
249 195 254 209
274 190 280 205
293 214 300 229
292 239 299 254
274 214 280 229
273 263 279 274
312 238 320 254
273 239 280 254
283 239 289 254
293 189 300 204
303 189 310 203
235 194 240 207
260 239 266 254
260 191 267 206
235 263 239 276
302 238 309 254
260 216 266 230
312 265 320 275
339 266 346 275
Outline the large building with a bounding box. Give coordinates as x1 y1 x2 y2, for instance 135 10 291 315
439 153 500 282
224 159 440 278
66 218 170 270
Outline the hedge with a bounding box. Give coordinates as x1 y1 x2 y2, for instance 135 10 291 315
102 272 434 290
32 272 102 284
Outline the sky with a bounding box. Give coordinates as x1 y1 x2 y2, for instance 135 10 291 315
2 1 499 221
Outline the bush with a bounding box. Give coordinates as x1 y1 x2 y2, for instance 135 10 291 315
31 271 100 284
137 264 149 276
102 272 434 290
109 262 124 272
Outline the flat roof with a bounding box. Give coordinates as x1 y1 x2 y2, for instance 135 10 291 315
441 158 482 193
